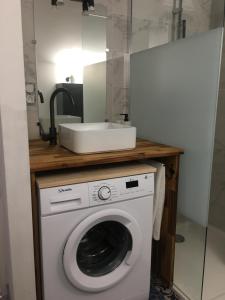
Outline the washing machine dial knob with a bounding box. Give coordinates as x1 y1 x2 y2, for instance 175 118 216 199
98 186 111 200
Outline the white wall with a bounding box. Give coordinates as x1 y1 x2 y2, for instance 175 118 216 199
0 1 36 300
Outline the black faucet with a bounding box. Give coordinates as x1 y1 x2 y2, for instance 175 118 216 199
39 87 75 145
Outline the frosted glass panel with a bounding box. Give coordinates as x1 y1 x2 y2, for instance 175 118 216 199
130 28 222 226
130 28 223 299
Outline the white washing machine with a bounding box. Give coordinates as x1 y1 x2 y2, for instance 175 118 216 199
37 163 156 300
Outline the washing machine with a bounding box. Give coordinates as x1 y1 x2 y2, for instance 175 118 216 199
37 163 156 300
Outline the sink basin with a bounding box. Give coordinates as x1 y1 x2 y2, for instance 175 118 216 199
59 122 136 154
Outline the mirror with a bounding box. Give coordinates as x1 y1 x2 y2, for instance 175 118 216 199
34 0 107 132
22 0 131 139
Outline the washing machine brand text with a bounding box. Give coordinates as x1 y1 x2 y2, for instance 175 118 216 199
58 188 72 193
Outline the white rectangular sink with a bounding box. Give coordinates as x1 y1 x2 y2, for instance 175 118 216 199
59 122 136 154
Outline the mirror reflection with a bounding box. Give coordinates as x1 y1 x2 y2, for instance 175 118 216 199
34 0 107 133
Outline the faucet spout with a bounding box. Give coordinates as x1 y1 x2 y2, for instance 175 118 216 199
47 87 75 145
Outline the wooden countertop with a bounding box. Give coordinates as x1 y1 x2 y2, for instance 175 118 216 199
29 139 183 173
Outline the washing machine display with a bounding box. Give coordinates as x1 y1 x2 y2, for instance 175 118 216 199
126 180 139 188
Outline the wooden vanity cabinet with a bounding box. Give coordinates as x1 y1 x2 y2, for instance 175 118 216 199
29 139 183 300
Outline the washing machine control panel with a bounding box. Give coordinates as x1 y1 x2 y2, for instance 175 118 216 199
89 173 154 206
98 186 111 200
39 172 155 215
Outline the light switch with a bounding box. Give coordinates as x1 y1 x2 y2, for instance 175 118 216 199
26 94 35 104
25 82 36 105
26 83 35 93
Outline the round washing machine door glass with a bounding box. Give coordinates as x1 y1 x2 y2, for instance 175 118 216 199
63 209 143 292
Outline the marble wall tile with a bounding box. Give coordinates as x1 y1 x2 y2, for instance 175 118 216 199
132 17 172 48
112 87 129 117
110 56 127 87
131 0 214 52
210 0 224 29
21 0 40 139
132 19 151 53
182 0 211 37
107 84 129 121
21 0 36 82
27 108 40 140
106 0 130 17
106 0 131 121
106 56 129 121
106 55 130 121
131 0 173 52
95 0 129 17
107 15 130 54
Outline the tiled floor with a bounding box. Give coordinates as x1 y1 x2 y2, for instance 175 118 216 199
174 215 206 300
174 216 225 300
202 226 225 300
150 277 180 299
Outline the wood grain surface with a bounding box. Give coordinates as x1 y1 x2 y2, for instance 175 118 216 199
29 138 183 297
29 139 183 172
36 162 157 189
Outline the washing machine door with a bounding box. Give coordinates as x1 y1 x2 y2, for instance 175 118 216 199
63 208 142 292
